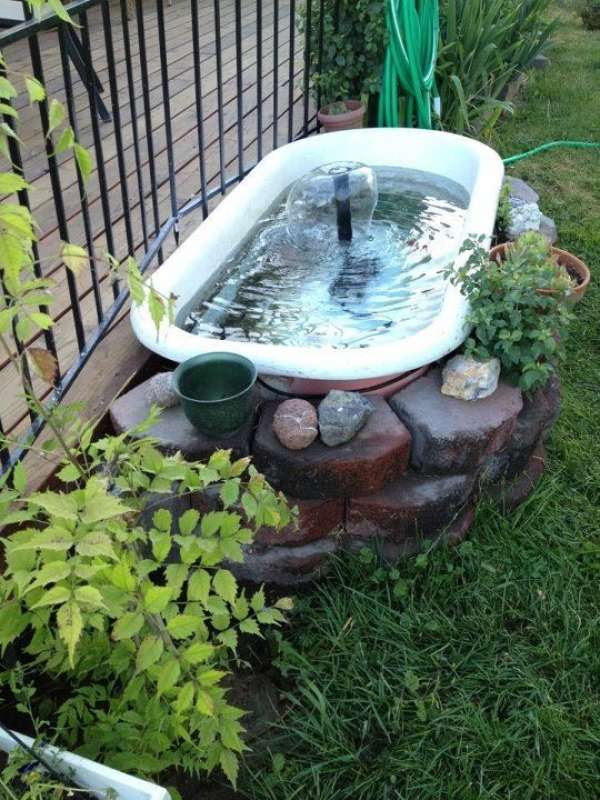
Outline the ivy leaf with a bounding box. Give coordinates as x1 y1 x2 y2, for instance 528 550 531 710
61 242 88 275
156 658 181 697
213 569 237 605
30 584 71 609
57 601 83 667
112 612 144 641
25 77 45 103
136 635 164 673
28 348 58 385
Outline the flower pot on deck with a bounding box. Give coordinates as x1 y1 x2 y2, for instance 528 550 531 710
317 99 365 133
490 242 591 304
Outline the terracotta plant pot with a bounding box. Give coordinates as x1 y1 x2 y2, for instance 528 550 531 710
489 242 591 304
317 99 365 133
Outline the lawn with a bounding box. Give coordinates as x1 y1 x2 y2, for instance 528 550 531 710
242 8 600 799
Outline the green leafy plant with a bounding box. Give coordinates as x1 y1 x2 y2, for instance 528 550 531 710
580 0 600 29
298 0 387 107
447 233 572 390
495 181 512 241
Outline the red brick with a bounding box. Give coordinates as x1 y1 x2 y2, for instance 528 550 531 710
255 497 344 546
252 398 411 499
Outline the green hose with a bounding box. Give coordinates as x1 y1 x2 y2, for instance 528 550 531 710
502 139 600 165
378 0 439 129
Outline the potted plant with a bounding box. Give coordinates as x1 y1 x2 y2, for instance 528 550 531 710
298 1 386 130
446 235 574 391
317 98 365 133
490 231 591 304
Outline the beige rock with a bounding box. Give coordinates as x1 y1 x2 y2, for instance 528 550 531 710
441 355 500 401
148 372 179 408
272 399 318 450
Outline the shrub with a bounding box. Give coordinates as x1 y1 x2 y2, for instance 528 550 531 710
580 0 600 29
447 233 572 390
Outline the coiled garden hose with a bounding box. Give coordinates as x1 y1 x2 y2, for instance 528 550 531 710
378 0 439 129
502 139 600 165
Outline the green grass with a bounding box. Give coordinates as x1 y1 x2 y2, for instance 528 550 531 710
241 8 600 799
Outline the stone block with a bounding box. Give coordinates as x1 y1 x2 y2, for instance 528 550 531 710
486 444 546 512
109 377 258 460
226 539 338 585
390 369 522 474
344 502 475 561
346 472 474 543
252 398 411 499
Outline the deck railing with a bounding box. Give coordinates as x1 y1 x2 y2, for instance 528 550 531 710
0 0 331 471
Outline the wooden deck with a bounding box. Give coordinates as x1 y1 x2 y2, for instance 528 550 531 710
2 0 311 446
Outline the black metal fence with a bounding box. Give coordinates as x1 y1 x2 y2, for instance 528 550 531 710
0 0 329 471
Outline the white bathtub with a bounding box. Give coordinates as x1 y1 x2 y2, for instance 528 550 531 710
131 129 503 381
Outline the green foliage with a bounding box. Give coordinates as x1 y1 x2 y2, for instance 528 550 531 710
494 180 512 240
447 233 573 391
580 0 600 29
0 442 293 784
1 746 102 799
298 0 388 106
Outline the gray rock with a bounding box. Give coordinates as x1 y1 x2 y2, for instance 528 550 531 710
505 175 539 204
318 390 374 447
507 199 542 238
539 213 558 244
531 53 550 70
272 398 318 450
148 371 179 408
441 355 500 401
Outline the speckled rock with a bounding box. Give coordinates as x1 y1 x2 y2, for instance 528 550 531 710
272 399 318 450
148 371 179 408
505 176 539 205
441 355 500 401
390 369 522 474
253 398 411 499
318 390 374 446
507 199 542 238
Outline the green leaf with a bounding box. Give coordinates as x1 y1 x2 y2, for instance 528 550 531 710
187 569 211 605
178 508 200 536
213 569 237 605
12 527 74 552
0 77 17 99
250 587 266 612
144 585 172 613
56 463 81 483
74 585 107 609
0 172 30 194
166 614 201 639
112 612 144 641
156 657 181 696
25 77 45 103
74 143 93 184
76 531 118 561
12 461 27 493
220 480 239 508
55 126 74 154
220 748 239 787
149 530 171 562
47 0 71 23
57 601 83 667
174 681 195 714
196 688 215 716
218 628 238 651
61 242 88 275
241 493 258 519
404 670 420 694
47 98 65 136
183 641 215 665
29 491 78 520
136 635 164 673
152 508 172 532
274 596 294 611
82 482 132 523
28 561 71 589
31 584 71 609
239 618 261 636
148 286 165 334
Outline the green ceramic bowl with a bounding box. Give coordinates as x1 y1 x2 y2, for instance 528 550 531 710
172 353 257 437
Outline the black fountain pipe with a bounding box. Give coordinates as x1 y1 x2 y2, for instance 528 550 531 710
333 171 352 241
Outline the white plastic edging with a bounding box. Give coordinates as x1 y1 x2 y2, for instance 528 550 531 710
0 728 171 800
